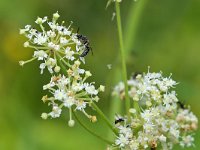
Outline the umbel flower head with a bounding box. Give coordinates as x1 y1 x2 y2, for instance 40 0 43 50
41 61 105 122
19 12 88 74
19 12 105 125
112 69 198 150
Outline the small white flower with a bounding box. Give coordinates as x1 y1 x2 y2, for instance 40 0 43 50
118 125 132 137
34 50 48 60
115 134 129 148
78 68 85 74
19 25 31 34
48 42 60 50
180 135 194 147
33 33 48 45
39 58 56 74
130 140 139 150
49 106 62 118
54 89 66 100
65 47 75 61
72 83 84 92
47 30 56 38
35 16 47 24
60 37 69 44
48 22 57 30
75 100 86 110
159 135 166 142
63 97 75 108
84 84 98 95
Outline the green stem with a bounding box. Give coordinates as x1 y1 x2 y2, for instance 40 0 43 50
56 54 67 74
73 111 113 145
115 2 130 116
56 52 71 68
91 101 118 135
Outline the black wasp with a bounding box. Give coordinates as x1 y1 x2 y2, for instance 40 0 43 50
76 28 93 57
114 115 125 124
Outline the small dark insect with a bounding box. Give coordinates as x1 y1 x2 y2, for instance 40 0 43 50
177 101 186 109
115 118 124 124
76 28 93 57
115 115 125 124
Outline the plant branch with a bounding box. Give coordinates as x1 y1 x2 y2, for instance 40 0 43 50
73 111 113 145
91 101 118 135
115 2 130 116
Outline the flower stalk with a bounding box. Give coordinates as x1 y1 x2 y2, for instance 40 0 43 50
91 101 118 135
115 1 130 116
73 111 113 145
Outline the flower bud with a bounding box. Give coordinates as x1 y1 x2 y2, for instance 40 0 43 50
41 113 48 119
68 119 75 127
90 116 97 123
19 61 25 66
54 66 60 73
53 12 60 20
93 96 100 102
19 29 26 35
67 69 73 76
99 85 105 92
85 71 92 77
23 41 29 47
41 95 48 103
74 60 81 66
35 17 43 24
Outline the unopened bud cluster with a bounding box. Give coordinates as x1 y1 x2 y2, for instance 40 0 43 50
112 70 198 150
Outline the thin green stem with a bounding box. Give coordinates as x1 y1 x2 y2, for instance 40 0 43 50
72 111 113 145
56 52 71 67
115 2 130 116
56 53 67 74
91 101 118 135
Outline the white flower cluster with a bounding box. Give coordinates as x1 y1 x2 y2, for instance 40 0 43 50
41 60 104 122
112 70 198 150
19 12 87 74
19 12 104 125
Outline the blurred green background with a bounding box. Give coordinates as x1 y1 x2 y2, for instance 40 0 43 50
0 0 200 149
